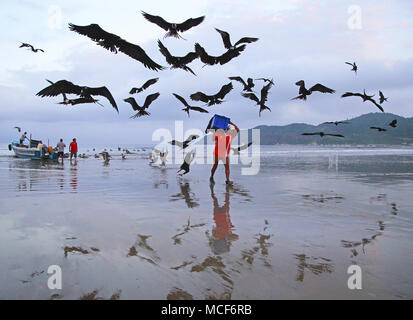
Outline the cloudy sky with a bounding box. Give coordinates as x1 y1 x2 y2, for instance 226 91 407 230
0 0 412 146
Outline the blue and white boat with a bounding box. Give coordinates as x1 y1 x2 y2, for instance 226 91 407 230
8 140 57 160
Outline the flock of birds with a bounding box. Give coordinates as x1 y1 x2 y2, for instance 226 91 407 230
18 10 397 169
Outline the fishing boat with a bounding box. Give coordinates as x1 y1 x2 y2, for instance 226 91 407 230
8 139 58 160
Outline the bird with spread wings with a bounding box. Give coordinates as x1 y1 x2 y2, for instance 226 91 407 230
292 80 335 101
172 93 208 117
341 90 384 112
129 78 159 94
124 93 160 118
242 82 273 117
158 40 199 75
141 12 205 39
68 23 164 71
190 83 233 106
37 80 118 112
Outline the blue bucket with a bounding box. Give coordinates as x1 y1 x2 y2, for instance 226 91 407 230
210 114 230 130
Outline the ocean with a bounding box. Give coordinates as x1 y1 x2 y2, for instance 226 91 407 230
0 145 412 299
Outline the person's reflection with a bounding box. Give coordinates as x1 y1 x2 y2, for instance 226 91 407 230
70 161 78 191
209 183 239 254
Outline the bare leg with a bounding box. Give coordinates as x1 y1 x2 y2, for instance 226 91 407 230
210 158 218 181
224 159 230 181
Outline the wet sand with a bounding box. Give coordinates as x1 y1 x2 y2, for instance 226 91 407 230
0 146 412 299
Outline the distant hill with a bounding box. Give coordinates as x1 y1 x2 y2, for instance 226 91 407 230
254 113 413 145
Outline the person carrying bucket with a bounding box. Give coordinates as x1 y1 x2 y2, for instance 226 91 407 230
208 115 239 185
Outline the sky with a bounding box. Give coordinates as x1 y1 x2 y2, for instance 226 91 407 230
0 0 412 146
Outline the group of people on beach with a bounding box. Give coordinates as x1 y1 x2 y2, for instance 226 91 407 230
55 138 78 162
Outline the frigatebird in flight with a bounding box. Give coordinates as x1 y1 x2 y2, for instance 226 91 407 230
37 80 118 112
341 90 384 112
214 28 258 50
345 62 357 74
190 82 233 106
68 23 164 71
292 80 335 100
172 93 208 117
129 78 159 94
379 91 388 104
141 12 205 39
389 119 397 128
19 42 44 53
301 132 344 138
158 40 198 75
370 127 387 132
195 42 246 66
242 82 273 117
124 93 160 118
229 76 255 92
322 121 349 126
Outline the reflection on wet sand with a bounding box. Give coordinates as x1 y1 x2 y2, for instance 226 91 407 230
127 234 160 265
295 254 334 282
302 193 345 203
70 161 78 191
208 184 238 254
64 246 100 257
170 179 199 208
171 217 206 245
167 287 194 300
80 289 121 300
341 220 384 257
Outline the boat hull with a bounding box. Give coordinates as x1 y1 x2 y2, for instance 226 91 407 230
11 142 56 160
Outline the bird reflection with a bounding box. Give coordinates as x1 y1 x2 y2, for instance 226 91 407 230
294 254 334 282
208 183 239 254
170 179 199 208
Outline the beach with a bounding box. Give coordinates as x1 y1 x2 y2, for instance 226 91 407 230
0 145 412 299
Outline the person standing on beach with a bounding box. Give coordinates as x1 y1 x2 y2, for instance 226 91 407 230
210 121 239 185
56 138 66 162
69 138 78 161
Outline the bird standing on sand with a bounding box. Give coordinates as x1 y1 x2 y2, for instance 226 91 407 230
19 42 44 53
301 132 345 138
172 93 208 117
124 93 160 118
292 80 335 100
141 11 205 39
190 83 233 106
389 119 397 128
345 62 357 74
242 82 273 117
341 90 384 112
129 78 159 94
229 76 255 92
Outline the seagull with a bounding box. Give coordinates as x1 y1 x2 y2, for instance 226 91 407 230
37 80 118 112
301 132 345 138
292 80 335 100
341 90 384 112
124 93 160 118
141 12 205 39
370 127 387 132
172 93 208 117
214 28 258 51
129 78 159 94
379 91 388 104
231 142 253 155
158 40 199 75
229 76 255 92
389 119 397 128
195 42 246 66
322 121 349 126
345 62 357 74
190 82 233 106
178 150 196 175
14 126 21 132
19 42 44 53
242 82 273 117
68 23 164 71
169 135 200 149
